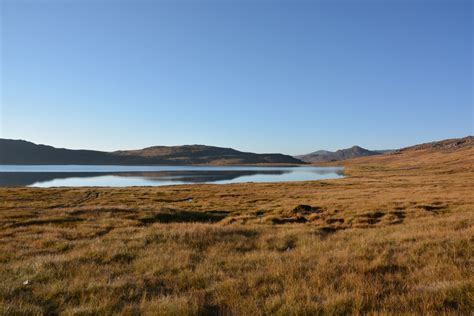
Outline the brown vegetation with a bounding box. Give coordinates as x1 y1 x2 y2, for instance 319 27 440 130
0 138 473 314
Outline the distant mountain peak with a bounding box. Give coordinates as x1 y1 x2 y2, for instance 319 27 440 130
296 145 378 163
307 150 333 156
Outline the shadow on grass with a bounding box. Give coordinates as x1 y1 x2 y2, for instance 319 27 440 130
9 217 84 228
138 209 230 224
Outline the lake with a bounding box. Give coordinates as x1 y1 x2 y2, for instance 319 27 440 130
0 165 344 187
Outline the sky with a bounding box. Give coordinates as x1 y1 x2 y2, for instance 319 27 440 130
0 0 472 155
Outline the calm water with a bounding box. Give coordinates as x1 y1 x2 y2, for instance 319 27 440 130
0 165 344 187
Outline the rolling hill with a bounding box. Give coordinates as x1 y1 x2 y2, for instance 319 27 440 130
296 145 380 163
0 139 304 165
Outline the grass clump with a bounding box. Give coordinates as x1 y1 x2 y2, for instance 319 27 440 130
0 145 473 314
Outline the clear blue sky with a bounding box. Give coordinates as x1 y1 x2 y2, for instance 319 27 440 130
1 0 472 155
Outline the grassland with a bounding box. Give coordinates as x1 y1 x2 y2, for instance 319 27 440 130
0 140 473 315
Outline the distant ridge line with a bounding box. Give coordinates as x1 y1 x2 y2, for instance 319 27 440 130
0 139 304 165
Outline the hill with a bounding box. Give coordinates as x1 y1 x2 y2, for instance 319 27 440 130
0 139 117 165
400 135 474 152
113 144 303 165
296 145 380 163
336 136 474 170
0 139 303 165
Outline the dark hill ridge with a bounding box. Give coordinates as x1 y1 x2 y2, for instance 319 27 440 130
114 145 302 165
0 139 303 165
0 139 117 165
296 146 380 163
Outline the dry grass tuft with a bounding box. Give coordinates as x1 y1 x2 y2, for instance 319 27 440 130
0 145 473 314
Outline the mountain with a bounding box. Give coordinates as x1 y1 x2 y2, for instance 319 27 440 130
304 150 333 156
296 146 380 163
296 137 474 164
0 139 304 165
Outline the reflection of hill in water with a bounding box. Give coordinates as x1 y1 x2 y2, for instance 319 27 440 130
0 170 289 187
309 168 344 176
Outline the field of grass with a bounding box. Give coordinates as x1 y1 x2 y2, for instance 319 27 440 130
0 141 473 314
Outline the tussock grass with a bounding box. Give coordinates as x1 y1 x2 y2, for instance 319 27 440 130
0 146 473 314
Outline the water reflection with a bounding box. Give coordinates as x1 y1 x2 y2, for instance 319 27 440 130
0 166 344 187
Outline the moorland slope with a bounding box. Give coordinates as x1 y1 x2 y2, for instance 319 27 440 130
0 136 472 314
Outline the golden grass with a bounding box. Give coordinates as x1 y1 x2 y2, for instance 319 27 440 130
0 145 473 314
